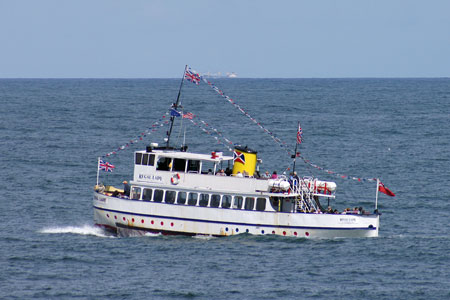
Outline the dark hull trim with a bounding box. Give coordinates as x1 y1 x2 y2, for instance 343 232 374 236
94 205 377 231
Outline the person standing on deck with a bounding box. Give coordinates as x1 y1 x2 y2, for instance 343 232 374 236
123 181 130 197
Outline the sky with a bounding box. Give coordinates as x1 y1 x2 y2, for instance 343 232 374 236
0 0 449 78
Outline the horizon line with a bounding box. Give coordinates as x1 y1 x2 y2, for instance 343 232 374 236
0 76 449 80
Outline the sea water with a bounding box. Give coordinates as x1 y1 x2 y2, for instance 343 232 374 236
0 78 449 299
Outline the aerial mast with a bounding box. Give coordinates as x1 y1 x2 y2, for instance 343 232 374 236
292 121 302 172
166 65 187 148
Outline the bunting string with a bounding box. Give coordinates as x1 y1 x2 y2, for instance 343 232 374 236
297 154 377 182
102 111 170 158
186 67 377 183
200 74 293 156
183 111 235 152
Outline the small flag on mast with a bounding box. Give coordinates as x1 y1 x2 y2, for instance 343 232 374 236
184 68 201 85
296 122 303 144
99 160 115 172
170 108 181 117
183 112 194 119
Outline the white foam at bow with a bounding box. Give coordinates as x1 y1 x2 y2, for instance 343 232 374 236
39 224 112 238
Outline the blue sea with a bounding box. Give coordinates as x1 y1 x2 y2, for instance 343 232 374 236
1 78 449 299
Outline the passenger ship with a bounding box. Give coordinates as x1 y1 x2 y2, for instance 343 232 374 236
93 72 380 238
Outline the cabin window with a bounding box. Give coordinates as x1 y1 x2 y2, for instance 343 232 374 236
131 187 142 200
270 197 280 211
256 197 266 211
244 197 255 210
156 157 171 171
187 160 200 173
280 197 295 213
222 195 232 209
143 188 152 201
233 196 243 209
148 154 155 166
187 193 198 206
201 160 215 175
154 189 164 202
135 153 143 165
210 194 221 208
199 193 209 207
177 192 187 205
165 190 176 204
173 158 186 172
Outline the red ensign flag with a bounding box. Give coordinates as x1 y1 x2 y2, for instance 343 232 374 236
379 181 395 197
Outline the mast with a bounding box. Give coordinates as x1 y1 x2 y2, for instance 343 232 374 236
166 65 187 148
292 121 301 172
375 178 379 211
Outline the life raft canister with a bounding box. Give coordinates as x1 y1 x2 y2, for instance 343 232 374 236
171 173 181 185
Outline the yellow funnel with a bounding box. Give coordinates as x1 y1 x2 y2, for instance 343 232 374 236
232 146 257 177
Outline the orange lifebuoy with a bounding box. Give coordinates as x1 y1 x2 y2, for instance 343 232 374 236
171 173 181 185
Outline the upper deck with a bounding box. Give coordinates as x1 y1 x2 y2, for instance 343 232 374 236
132 148 271 194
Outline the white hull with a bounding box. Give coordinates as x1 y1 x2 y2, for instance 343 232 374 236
93 192 379 238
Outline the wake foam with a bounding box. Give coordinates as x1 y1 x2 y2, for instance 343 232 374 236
39 224 112 238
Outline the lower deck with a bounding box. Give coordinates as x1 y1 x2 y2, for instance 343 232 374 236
93 191 379 238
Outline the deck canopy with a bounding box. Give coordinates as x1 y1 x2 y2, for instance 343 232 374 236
136 149 234 163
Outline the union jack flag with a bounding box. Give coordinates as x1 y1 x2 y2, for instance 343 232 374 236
185 68 201 85
183 112 194 119
99 160 115 172
296 122 303 144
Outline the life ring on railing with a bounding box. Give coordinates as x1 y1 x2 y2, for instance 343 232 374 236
171 173 181 185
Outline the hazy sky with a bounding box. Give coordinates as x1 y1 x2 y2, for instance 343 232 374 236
1 0 449 78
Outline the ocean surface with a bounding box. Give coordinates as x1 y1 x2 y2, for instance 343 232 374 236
1 78 449 299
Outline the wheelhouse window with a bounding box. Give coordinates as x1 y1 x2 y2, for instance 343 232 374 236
143 188 152 201
154 189 164 202
199 193 209 207
172 158 186 172
210 194 221 208
233 196 243 209
135 153 155 166
156 157 171 171
142 154 149 165
222 195 232 209
177 192 187 205
131 187 142 200
244 197 255 210
148 154 155 166
165 191 176 204
188 193 198 206
256 197 266 211
135 153 143 165
187 160 200 173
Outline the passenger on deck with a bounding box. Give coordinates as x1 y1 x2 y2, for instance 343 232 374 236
225 167 232 176
235 171 243 178
262 171 271 179
123 181 130 197
208 169 213 175
216 169 226 176
293 171 299 183
271 171 278 179
327 206 333 214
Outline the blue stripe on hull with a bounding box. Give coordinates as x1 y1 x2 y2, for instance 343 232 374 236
94 205 377 231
